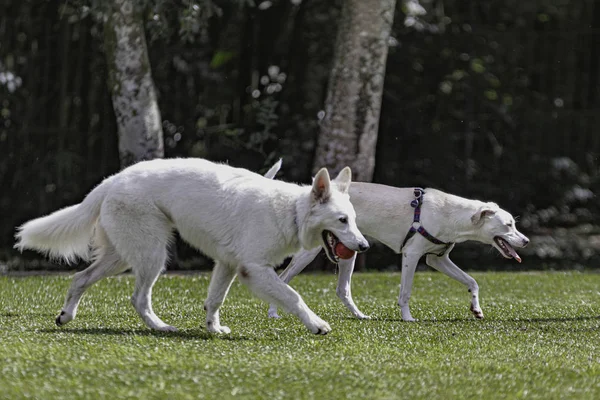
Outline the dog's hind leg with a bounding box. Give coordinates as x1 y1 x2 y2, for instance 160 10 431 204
336 253 370 319
426 253 484 319
204 261 236 334
398 252 421 322
56 228 128 326
239 264 331 334
103 206 175 331
268 247 321 318
128 246 175 332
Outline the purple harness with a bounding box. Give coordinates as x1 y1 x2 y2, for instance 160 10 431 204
400 188 453 256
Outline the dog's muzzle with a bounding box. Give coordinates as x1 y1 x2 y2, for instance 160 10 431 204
493 236 522 263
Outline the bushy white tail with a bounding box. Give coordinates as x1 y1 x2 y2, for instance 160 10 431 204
14 181 110 263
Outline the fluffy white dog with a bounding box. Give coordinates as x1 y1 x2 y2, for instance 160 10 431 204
15 158 369 334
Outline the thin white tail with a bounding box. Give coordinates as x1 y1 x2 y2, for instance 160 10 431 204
14 180 111 263
264 158 282 179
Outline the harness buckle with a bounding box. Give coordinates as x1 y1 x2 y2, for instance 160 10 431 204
411 188 424 208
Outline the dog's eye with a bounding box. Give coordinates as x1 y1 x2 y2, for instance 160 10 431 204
339 217 348 224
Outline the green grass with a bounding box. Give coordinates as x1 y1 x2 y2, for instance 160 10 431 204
1 271 600 399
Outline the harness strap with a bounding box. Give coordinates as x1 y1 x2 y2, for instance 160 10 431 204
417 226 447 245
400 188 453 256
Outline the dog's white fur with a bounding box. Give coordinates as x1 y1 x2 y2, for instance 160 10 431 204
267 165 529 321
15 158 369 334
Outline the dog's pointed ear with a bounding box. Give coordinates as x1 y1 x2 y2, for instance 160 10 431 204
471 205 497 225
333 166 352 194
312 168 332 203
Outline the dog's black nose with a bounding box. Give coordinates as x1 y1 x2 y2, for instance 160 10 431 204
358 242 370 252
522 237 530 247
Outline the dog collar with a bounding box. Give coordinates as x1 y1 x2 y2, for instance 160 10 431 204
400 188 453 256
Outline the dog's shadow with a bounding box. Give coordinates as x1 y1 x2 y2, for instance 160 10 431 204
366 315 600 324
365 317 472 323
38 327 253 341
500 315 600 324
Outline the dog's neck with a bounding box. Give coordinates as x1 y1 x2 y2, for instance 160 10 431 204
293 188 316 250
425 189 489 243
265 187 306 261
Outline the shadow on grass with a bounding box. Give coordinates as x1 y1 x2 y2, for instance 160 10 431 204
371 317 478 323
371 315 600 324
37 327 254 341
501 315 600 323
2 312 20 318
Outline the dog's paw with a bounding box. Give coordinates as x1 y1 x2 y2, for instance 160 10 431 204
268 308 281 319
55 310 73 326
470 304 484 319
354 312 371 320
207 323 231 334
155 325 178 332
400 307 416 322
306 318 331 335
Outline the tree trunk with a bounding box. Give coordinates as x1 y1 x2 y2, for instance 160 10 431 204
312 0 396 182
104 0 164 168
279 0 341 183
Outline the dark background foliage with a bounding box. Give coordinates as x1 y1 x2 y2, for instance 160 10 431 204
1 0 598 270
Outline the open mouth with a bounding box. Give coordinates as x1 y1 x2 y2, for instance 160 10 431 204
493 236 522 263
322 230 340 263
322 231 357 263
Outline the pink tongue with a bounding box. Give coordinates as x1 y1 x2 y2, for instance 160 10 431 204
505 244 521 263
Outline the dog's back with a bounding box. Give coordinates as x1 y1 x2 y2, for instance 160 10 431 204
101 158 303 265
349 182 416 250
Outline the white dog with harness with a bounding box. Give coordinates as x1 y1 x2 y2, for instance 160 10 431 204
265 165 529 321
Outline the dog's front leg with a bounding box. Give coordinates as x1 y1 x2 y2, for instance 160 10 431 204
336 254 370 319
398 252 421 322
268 247 321 318
239 264 331 334
425 253 484 319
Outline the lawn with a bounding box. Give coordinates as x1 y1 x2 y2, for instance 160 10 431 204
1 271 600 399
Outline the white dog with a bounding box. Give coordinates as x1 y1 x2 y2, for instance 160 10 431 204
266 163 529 321
15 158 369 334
